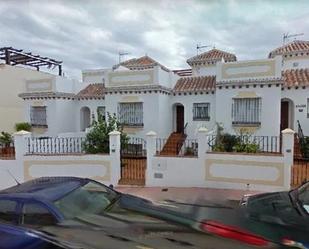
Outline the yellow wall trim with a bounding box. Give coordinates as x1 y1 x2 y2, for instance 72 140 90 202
24 160 111 181
205 159 284 186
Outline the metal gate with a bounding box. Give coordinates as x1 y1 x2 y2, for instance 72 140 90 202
119 138 146 185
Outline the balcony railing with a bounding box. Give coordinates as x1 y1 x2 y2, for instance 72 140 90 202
27 137 86 155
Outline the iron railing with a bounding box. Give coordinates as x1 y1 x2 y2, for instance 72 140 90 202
0 142 15 159
207 135 280 153
179 139 198 156
27 137 86 155
156 138 198 157
297 120 309 159
121 137 146 157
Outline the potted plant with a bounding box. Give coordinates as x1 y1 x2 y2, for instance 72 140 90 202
184 146 195 156
15 122 31 132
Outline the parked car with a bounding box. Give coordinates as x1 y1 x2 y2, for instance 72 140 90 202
0 176 305 249
241 181 309 248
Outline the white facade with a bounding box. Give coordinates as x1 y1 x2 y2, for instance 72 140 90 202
17 41 309 139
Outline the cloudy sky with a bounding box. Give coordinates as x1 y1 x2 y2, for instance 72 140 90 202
0 0 308 79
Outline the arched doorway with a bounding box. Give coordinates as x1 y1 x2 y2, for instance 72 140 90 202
80 106 91 131
280 98 294 130
172 103 185 133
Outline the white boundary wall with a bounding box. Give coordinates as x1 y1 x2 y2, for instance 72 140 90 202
0 131 121 190
146 128 295 192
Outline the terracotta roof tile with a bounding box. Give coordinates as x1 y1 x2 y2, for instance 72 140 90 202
283 69 309 87
269 40 309 58
173 68 192 77
116 55 170 72
173 76 216 92
187 49 237 66
77 83 105 97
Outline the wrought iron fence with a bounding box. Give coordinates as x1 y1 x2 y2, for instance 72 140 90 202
0 142 15 159
207 135 280 154
179 139 198 156
156 138 198 157
27 137 86 155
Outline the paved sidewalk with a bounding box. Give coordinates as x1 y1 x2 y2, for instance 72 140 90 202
116 186 262 204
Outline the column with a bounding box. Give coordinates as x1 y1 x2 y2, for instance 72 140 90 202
146 131 157 186
281 128 295 190
109 130 121 186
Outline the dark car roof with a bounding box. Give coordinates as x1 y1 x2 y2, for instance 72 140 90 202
0 177 89 202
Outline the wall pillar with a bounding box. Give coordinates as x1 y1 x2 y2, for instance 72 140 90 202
14 130 31 159
197 127 209 157
12 130 31 184
281 128 295 190
145 131 157 186
109 130 121 186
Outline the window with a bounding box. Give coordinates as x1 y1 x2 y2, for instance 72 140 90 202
193 103 210 121
0 200 17 223
118 103 143 127
22 203 57 226
97 106 106 120
30 106 47 127
232 98 261 125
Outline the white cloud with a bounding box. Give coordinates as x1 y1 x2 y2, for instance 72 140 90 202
0 0 308 79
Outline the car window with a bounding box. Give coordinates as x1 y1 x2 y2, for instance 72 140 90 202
22 203 57 226
0 200 17 223
54 181 118 219
298 182 309 214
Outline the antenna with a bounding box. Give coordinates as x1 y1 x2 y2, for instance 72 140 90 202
118 51 130 64
6 169 20 185
283 32 304 44
196 44 211 55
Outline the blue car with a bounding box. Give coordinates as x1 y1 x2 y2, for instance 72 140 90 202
0 177 303 249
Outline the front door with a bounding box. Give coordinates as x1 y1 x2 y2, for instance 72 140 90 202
281 101 289 130
176 105 184 133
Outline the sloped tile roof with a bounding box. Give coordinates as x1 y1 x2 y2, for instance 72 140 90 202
116 55 170 72
269 40 309 58
173 76 216 92
187 48 237 66
77 83 105 98
173 68 192 77
283 68 309 87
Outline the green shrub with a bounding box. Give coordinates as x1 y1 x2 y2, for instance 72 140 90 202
212 124 260 153
234 142 260 153
0 132 13 147
15 122 31 132
82 112 128 154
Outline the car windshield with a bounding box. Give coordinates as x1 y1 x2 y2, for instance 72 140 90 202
54 181 118 219
297 182 309 214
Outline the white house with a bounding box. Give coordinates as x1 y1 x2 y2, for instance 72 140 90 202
18 40 309 144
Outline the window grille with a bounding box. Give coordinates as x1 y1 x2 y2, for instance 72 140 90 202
232 98 261 125
97 106 106 120
30 106 47 127
193 103 210 121
118 103 143 126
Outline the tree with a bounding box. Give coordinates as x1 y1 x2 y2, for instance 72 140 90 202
82 112 128 154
